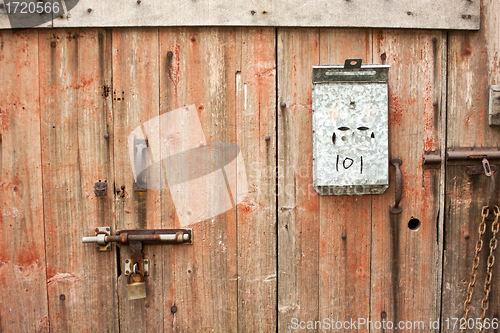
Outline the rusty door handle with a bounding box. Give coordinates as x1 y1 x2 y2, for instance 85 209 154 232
390 158 403 215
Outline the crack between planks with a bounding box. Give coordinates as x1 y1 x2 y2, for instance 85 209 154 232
437 30 449 333
368 29 374 333
109 28 122 333
156 27 167 333
38 29 52 332
275 27 280 333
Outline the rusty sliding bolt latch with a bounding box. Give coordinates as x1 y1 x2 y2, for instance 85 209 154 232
83 228 192 300
82 228 193 247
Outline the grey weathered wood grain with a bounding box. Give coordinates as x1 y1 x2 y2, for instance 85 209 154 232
442 0 500 330
277 28 321 332
0 0 479 30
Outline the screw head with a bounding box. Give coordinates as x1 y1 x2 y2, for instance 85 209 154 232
87 8 92 12
106 227 110 232
280 102 286 108
95 227 99 232
381 53 387 61
171 306 178 313
60 294 66 301
432 37 438 43
125 259 130 263
167 51 173 58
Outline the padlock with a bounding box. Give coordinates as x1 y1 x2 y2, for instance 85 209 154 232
127 271 146 300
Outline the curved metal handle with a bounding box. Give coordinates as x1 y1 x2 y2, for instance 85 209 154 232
390 158 403 215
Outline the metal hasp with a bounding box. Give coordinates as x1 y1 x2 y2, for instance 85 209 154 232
424 147 499 213
312 59 390 195
489 85 500 126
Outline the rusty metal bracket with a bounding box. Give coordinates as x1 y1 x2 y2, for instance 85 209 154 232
94 181 108 196
344 58 362 69
85 226 112 252
482 159 498 211
125 258 149 276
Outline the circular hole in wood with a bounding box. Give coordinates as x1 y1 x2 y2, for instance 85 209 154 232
408 218 421 230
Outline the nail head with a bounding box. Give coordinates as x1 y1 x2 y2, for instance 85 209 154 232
60 294 65 301
341 234 347 240
104 133 109 139
87 8 92 12
265 136 270 141
50 42 56 48
167 51 173 58
381 311 387 318
280 102 286 108
171 306 178 313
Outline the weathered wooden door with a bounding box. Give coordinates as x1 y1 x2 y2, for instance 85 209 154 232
1 1 500 330
0 27 277 332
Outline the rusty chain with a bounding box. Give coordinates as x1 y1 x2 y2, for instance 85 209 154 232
477 206 499 332
462 206 489 324
462 206 499 332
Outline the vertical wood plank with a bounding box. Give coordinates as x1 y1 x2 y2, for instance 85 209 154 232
317 28 373 332
39 28 118 332
0 29 49 333
236 28 277 333
112 27 163 333
277 28 321 332
371 30 445 332
442 0 500 330
158 27 238 332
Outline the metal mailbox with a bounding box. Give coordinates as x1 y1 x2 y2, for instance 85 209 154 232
312 59 390 195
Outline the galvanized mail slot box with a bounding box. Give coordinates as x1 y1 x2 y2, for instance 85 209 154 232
312 59 390 195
